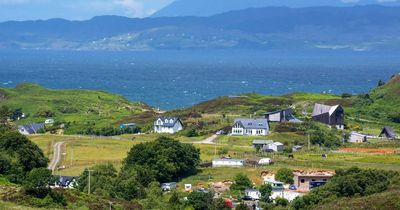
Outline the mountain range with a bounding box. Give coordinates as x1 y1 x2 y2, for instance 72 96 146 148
153 0 400 17
1 5 400 51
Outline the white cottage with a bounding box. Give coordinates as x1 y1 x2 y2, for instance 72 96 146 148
232 118 269 136
154 117 184 134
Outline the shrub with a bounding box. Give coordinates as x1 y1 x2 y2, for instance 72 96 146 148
230 173 253 192
275 168 294 184
23 168 53 198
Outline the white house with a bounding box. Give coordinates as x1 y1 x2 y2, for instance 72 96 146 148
231 118 269 136
212 159 245 167
50 176 77 189
245 189 261 200
154 117 183 134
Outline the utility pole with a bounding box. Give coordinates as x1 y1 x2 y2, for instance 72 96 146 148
88 169 93 195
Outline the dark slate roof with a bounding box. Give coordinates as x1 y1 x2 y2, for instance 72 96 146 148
50 176 77 187
380 126 396 138
155 116 182 128
234 118 269 129
18 123 45 134
265 108 303 123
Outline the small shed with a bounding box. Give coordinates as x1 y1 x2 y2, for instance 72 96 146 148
269 142 284 152
292 145 303 152
349 132 368 143
252 140 273 149
379 127 397 139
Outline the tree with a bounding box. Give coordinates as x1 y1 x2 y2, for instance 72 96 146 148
235 202 249 210
0 131 48 183
140 182 166 210
112 165 153 200
377 79 386 87
275 168 294 184
123 137 200 182
212 197 231 210
275 197 289 207
230 173 253 192
0 105 10 125
259 184 273 203
168 190 184 210
187 191 214 210
23 168 53 198
77 164 117 197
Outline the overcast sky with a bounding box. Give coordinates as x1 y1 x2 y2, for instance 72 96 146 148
0 0 174 21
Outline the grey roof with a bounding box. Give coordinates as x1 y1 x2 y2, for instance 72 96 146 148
154 116 182 128
312 104 340 117
18 123 45 134
252 140 273 145
380 126 396 138
234 118 269 129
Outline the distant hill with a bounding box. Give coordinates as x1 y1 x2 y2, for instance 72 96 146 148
153 0 400 17
0 84 147 134
1 5 400 51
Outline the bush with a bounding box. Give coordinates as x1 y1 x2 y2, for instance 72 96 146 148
123 137 200 182
187 191 214 210
275 168 294 184
275 197 289 206
230 173 253 192
23 168 53 198
185 128 199 137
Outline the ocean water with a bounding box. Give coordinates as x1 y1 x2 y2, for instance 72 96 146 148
0 50 399 109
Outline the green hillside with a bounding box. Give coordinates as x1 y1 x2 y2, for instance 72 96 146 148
0 84 147 134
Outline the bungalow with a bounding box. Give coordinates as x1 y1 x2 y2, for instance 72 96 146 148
312 104 344 129
154 117 183 134
18 123 45 135
245 189 261 200
212 158 245 167
293 170 334 192
232 118 269 136
264 108 302 123
379 127 397 140
50 176 77 189
264 179 285 192
349 132 368 143
252 140 273 150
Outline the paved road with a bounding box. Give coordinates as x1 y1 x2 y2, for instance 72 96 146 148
195 134 218 144
48 142 64 172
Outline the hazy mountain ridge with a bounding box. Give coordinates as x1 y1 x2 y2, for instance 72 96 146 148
153 0 400 17
1 5 400 51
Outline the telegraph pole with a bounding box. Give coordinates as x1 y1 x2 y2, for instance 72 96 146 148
88 169 93 195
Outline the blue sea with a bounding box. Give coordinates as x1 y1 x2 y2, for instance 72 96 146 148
0 50 399 109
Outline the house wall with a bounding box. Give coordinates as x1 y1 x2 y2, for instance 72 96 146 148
154 119 183 134
232 128 268 136
212 160 244 167
294 175 332 191
268 112 282 122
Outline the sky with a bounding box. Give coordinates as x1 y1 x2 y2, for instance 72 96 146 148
0 0 174 21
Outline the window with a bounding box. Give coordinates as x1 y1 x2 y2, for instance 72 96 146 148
311 179 316 182
170 119 173 123
165 119 168 123
301 179 305 183
323 179 327 182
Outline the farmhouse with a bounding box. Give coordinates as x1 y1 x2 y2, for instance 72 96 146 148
18 123 45 135
312 104 344 129
379 126 397 140
293 170 334 192
154 117 183 134
349 132 368 143
264 108 302 123
212 158 245 167
231 118 269 136
50 176 77 189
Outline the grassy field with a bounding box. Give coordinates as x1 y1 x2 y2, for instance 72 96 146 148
0 84 146 134
29 134 400 180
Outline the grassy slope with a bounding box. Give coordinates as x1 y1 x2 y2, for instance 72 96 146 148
0 84 147 134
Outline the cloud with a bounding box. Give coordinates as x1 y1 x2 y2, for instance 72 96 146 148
113 0 156 17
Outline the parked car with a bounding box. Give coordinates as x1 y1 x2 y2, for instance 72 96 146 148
242 195 254 201
289 185 297 190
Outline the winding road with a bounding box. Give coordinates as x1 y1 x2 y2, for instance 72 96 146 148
48 142 64 172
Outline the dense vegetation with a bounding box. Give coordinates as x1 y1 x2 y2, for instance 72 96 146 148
292 167 399 209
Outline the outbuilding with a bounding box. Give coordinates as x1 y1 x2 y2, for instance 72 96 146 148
379 126 397 140
212 158 245 167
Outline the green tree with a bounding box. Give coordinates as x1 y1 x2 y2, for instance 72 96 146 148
259 183 273 203
275 197 289 206
187 191 214 210
23 168 53 198
140 182 166 210
230 173 253 192
0 106 10 125
78 164 117 197
123 137 200 182
168 190 184 210
275 168 294 184
235 202 249 210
